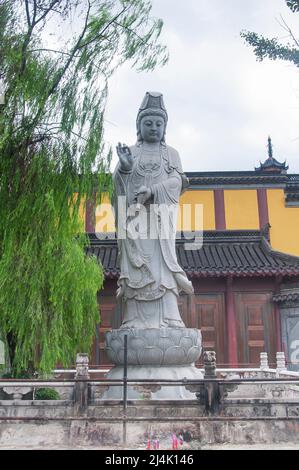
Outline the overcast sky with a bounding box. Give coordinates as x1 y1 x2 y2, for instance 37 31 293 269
103 0 299 173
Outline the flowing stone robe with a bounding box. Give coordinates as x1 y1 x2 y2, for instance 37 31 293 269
113 142 190 329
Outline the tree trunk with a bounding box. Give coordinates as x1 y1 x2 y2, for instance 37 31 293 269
6 331 16 375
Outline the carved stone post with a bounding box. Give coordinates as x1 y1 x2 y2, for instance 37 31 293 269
260 352 269 370
203 351 219 414
203 351 217 378
276 351 287 373
74 353 90 411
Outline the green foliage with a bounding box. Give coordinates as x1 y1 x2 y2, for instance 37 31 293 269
287 1 299 13
34 388 60 400
0 0 167 375
241 0 299 67
240 31 299 66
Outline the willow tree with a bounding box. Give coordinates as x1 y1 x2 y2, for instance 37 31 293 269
0 0 168 375
241 1 299 67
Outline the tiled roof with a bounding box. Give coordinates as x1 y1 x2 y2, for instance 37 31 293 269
273 291 299 303
255 157 288 173
84 172 299 190
86 230 299 279
273 283 299 303
186 172 288 186
285 175 299 203
255 137 288 173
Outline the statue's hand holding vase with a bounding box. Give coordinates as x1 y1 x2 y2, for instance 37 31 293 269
135 185 152 207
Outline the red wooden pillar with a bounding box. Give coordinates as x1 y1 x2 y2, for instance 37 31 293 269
214 189 226 230
226 276 238 367
85 193 96 233
274 276 283 353
274 303 282 353
257 188 270 233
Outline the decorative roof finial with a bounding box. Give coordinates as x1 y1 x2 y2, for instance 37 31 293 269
267 136 273 160
255 137 288 173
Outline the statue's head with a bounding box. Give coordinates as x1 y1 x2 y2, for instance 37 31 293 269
136 92 168 144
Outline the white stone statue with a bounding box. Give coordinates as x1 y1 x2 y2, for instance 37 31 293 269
105 93 202 399
113 92 194 329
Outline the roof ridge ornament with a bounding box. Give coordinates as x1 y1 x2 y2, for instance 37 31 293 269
255 137 289 173
267 136 273 160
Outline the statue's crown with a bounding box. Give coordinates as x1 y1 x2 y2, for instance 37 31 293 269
137 91 168 124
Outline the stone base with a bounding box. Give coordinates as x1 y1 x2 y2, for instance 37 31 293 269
105 327 202 366
102 365 203 400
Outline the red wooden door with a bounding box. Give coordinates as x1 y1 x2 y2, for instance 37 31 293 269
95 293 227 367
93 296 116 366
235 292 276 367
190 294 226 366
178 294 191 326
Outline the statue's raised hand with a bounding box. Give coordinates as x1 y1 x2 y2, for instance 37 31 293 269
116 142 133 172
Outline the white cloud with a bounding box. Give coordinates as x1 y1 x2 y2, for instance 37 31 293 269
104 0 299 172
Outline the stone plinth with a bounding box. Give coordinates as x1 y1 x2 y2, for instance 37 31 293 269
104 327 202 399
106 328 201 366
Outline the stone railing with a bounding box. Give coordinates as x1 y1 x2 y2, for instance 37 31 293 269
1 352 299 448
0 352 298 404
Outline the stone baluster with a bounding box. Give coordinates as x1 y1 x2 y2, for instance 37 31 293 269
74 353 90 411
203 351 217 379
260 352 269 370
75 353 90 380
276 352 287 373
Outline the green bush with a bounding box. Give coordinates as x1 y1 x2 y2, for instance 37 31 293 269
34 388 60 400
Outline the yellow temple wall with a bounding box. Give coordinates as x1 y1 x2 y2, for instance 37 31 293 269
95 193 116 233
81 185 299 258
267 189 299 257
179 190 215 231
224 189 259 230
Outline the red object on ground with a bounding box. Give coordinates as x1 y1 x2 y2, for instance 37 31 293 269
153 439 159 450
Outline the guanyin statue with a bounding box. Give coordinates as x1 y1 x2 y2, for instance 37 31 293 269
113 91 193 329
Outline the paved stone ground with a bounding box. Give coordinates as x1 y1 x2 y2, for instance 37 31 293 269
200 443 299 450
1 442 299 450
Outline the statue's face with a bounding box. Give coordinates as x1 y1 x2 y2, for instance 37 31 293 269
140 115 165 143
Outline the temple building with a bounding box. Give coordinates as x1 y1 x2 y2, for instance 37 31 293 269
86 138 299 370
